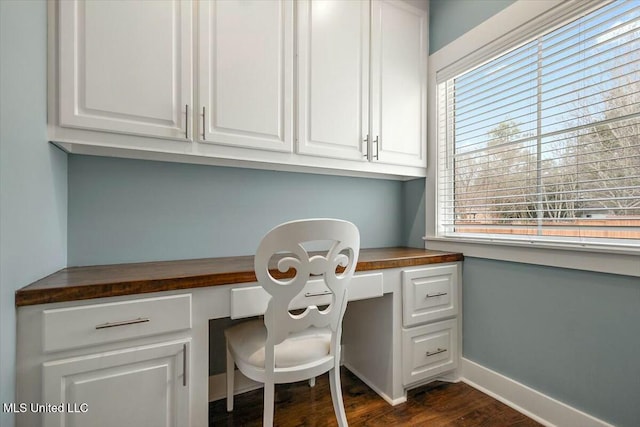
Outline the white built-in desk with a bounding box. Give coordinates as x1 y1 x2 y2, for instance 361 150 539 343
15 248 463 427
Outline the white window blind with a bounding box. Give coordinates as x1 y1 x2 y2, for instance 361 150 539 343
437 0 640 248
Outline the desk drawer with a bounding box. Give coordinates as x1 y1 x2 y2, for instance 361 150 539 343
42 294 192 353
230 272 383 319
402 319 458 386
402 264 458 327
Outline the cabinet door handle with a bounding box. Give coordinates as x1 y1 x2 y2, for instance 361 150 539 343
305 290 332 297
95 317 150 330
201 106 206 141
425 292 448 298
183 343 188 387
363 134 369 158
374 135 379 160
185 104 189 139
426 348 446 357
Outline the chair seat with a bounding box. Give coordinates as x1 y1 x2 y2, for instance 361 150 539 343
225 319 331 369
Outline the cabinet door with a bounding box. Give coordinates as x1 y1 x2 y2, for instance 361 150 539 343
199 0 293 152
42 340 190 427
297 0 370 160
371 0 427 167
58 0 193 140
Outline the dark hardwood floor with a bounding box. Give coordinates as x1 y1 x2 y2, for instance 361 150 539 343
209 368 542 426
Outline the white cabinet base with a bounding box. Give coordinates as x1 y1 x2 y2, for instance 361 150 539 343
342 263 462 404
42 339 190 427
17 261 459 426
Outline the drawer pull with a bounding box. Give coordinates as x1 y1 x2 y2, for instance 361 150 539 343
425 292 448 298
95 317 150 330
426 348 447 357
304 290 332 297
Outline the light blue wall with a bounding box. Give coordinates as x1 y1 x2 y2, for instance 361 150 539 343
68 156 404 266
463 258 640 426
402 178 425 248
431 1 640 425
429 0 515 53
0 2 68 426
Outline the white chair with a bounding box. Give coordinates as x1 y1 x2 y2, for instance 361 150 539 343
224 218 360 427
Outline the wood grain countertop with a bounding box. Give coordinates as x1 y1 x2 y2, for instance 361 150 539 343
15 247 463 307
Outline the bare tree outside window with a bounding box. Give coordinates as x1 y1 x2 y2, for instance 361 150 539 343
440 0 640 243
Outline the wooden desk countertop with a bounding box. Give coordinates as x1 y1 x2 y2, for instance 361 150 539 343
15 247 463 307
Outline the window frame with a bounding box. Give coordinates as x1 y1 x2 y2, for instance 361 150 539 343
426 0 640 277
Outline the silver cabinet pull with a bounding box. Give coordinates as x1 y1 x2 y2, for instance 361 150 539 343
426 348 446 357
183 343 188 387
185 104 189 139
425 292 448 298
363 134 369 158
201 106 206 140
373 135 379 160
305 290 332 297
95 317 150 330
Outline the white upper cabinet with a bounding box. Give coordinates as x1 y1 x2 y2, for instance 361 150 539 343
50 0 427 179
198 0 293 152
371 0 427 167
297 0 427 167
57 0 192 140
297 0 370 161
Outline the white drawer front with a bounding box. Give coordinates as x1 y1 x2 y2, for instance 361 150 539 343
344 272 384 301
402 319 458 386
230 272 383 319
402 264 458 327
43 294 192 353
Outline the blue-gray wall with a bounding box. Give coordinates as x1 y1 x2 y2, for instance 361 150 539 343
429 0 515 53
0 2 67 426
431 1 640 425
402 178 425 248
68 156 406 266
464 258 640 426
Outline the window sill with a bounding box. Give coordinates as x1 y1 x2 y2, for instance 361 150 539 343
423 236 640 278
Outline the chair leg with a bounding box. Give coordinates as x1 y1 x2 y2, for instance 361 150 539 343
263 380 275 427
226 341 234 412
329 367 348 427
309 377 316 388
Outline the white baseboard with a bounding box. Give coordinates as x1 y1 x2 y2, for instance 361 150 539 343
343 362 407 406
209 370 262 402
461 358 614 427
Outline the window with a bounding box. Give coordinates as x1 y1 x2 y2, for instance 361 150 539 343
436 0 640 250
